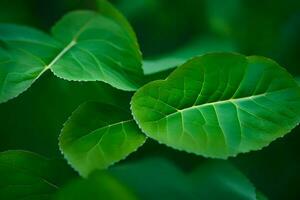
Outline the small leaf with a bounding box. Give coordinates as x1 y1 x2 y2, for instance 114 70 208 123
131 52 300 158
0 72 132 157
0 150 75 200
59 102 146 177
54 171 138 200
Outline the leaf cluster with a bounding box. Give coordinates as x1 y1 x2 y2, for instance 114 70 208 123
1 0 300 199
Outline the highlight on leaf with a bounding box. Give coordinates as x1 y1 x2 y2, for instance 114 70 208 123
131 52 300 158
59 101 146 177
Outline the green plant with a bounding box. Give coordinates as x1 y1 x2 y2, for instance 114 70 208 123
1 0 299 199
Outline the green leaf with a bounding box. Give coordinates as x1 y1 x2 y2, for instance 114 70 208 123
0 0 143 103
54 171 137 200
131 52 300 158
59 101 146 177
189 161 258 200
143 37 236 75
0 25 60 103
0 71 132 157
0 150 75 200
97 0 138 43
50 10 143 90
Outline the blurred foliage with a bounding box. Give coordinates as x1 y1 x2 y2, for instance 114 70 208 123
0 0 299 199
55 171 138 200
54 158 260 200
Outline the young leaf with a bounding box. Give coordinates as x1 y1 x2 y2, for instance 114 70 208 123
59 102 146 177
54 171 138 200
0 150 75 200
0 0 143 103
131 52 300 158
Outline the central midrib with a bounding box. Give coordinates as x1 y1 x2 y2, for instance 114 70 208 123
38 15 96 76
68 119 134 146
45 40 77 72
36 39 76 79
158 88 291 120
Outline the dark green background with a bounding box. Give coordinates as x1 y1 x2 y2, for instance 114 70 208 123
0 0 299 199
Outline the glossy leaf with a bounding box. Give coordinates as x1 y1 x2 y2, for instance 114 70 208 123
0 71 131 157
97 0 138 43
131 52 300 158
0 0 143 103
59 102 146 177
50 9 143 90
0 150 75 200
0 25 59 103
54 171 137 200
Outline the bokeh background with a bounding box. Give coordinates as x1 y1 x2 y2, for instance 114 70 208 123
0 0 299 199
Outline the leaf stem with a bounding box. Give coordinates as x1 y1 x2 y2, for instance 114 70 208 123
38 40 77 77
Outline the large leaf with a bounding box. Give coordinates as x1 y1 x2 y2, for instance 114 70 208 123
0 150 75 200
54 171 137 200
59 102 146 177
0 0 143 103
131 52 300 158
